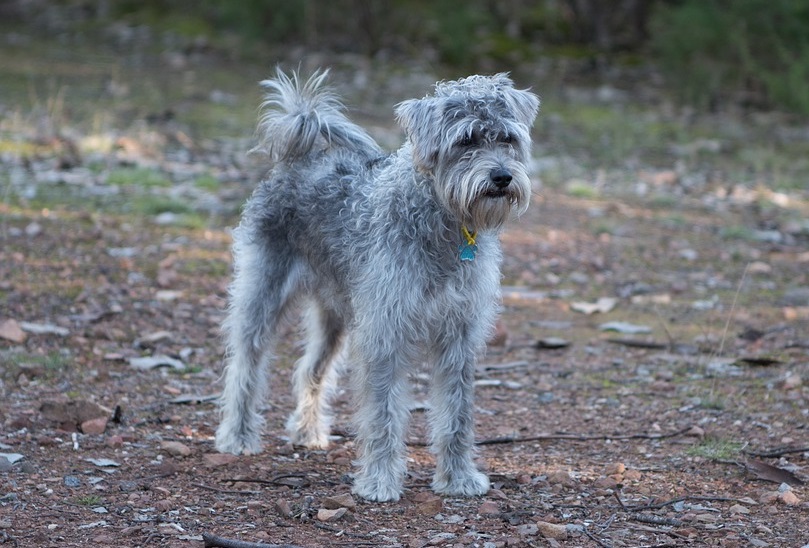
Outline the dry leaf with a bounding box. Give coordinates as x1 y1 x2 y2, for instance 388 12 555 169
744 458 804 486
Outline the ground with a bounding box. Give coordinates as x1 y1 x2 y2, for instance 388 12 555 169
1 19 809 548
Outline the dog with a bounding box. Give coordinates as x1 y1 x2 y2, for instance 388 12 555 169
215 68 539 502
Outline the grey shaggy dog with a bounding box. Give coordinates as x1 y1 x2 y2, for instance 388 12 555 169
216 69 539 502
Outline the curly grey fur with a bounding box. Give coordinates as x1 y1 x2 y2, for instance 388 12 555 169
216 68 539 502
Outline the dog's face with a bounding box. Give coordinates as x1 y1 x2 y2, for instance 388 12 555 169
396 73 539 230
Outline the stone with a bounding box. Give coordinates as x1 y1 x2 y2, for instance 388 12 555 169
202 453 239 467
537 521 568 540
80 416 108 435
275 499 293 518
779 491 801 506
0 319 26 343
416 496 443 515
478 501 500 515
604 462 625 476
317 507 347 522
323 493 356 510
160 441 191 457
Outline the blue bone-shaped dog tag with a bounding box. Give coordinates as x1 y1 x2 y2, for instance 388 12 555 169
459 243 478 261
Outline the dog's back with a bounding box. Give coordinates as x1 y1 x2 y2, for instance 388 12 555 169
254 69 382 165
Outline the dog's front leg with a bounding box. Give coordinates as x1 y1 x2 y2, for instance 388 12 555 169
428 339 490 497
350 343 412 502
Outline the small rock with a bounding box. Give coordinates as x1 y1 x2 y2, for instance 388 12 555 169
547 470 576 488
760 491 780 504
415 495 443 515
686 425 705 438
202 453 239 467
516 524 538 536
275 499 293 518
0 319 27 343
593 476 618 489
779 491 801 506
64 475 81 488
537 521 568 540
782 373 803 390
323 493 356 510
623 469 642 481
604 462 625 476
729 504 750 514
478 501 500 515
515 473 532 485
81 416 108 435
426 532 456 545
317 507 347 522
160 441 191 457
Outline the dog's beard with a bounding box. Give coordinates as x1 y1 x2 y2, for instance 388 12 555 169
436 156 531 230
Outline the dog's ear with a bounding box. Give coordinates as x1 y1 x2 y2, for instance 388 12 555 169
395 98 441 173
503 86 540 129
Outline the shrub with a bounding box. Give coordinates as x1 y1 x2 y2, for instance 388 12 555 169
650 0 809 114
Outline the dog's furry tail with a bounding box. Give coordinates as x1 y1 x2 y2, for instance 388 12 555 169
254 68 382 163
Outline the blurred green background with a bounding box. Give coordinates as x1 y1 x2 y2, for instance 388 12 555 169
4 0 805 115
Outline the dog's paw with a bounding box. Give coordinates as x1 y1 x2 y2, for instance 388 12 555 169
432 469 490 497
286 413 331 450
214 428 263 456
351 474 403 502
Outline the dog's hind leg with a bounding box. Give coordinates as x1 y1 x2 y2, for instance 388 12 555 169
216 236 301 455
286 300 345 449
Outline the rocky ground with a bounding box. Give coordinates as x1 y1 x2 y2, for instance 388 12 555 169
2 15 809 548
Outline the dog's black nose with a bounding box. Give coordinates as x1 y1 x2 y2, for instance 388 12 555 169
490 168 512 188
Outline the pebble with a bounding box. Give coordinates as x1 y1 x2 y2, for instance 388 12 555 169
323 493 356 510
202 453 239 467
415 495 443 515
478 501 500 515
317 507 347 522
275 499 293 518
729 504 750 514
160 441 191 457
547 470 576 488
516 523 538 536
537 521 567 540
604 462 625 476
81 417 108 435
779 491 801 506
64 475 81 488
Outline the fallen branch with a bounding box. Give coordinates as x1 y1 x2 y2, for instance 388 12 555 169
202 532 303 548
744 446 809 458
222 474 309 488
624 495 742 512
192 482 260 496
475 426 693 446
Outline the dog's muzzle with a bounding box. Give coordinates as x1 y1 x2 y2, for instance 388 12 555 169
485 167 513 198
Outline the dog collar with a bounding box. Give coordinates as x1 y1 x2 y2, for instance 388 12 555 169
459 226 478 261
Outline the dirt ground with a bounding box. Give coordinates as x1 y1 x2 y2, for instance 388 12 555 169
2 17 809 548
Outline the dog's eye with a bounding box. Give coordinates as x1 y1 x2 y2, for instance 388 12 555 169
457 135 476 148
500 134 513 144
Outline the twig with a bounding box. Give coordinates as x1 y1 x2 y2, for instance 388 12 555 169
222 474 309 488
475 426 692 446
312 522 374 539
202 532 303 548
716 262 751 358
625 495 742 511
631 513 683 527
582 526 613 548
192 483 260 496
744 446 809 458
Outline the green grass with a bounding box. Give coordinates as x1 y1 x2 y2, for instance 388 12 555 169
687 437 744 461
106 167 172 188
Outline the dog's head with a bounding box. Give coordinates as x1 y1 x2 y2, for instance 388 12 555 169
396 73 539 230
